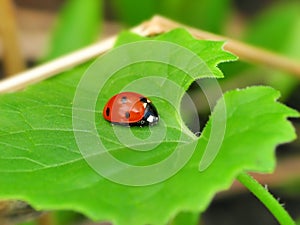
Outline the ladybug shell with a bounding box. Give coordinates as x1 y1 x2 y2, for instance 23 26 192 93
103 92 159 126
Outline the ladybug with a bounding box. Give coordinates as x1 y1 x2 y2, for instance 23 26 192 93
103 92 159 127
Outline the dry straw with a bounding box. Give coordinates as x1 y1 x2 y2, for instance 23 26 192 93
0 15 299 93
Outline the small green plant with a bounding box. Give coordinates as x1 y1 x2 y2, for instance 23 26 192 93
0 28 299 225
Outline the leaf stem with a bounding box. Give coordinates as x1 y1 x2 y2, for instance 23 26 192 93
237 172 295 225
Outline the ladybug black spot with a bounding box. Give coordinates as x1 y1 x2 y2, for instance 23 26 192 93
140 97 148 103
125 112 130 119
106 107 110 116
121 96 127 104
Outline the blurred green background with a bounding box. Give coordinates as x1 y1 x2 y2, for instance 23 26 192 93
0 0 299 224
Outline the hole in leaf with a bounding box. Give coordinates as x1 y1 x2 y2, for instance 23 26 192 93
180 80 211 136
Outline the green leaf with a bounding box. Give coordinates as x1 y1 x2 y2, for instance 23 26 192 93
53 211 83 225
41 0 102 61
110 0 157 26
158 0 232 33
170 211 199 225
111 0 231 33
0 29 298 225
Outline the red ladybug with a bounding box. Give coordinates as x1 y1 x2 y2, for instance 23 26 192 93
103 92 159 127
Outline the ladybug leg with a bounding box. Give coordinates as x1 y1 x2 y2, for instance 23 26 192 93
139 120 145 128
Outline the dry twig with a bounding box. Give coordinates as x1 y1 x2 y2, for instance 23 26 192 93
147 16 300 77
0 15 300 93
0 0 26 76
